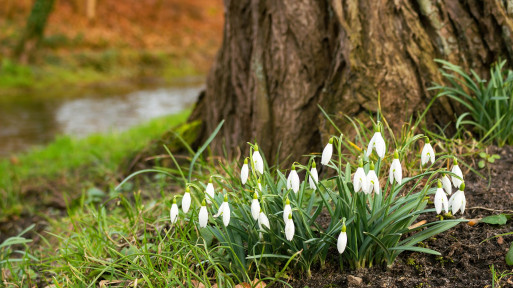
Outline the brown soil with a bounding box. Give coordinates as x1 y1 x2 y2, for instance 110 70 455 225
284 146 513 288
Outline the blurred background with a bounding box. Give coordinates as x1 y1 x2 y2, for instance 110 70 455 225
0 0 224 156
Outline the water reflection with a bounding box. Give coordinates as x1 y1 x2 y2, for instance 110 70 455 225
0 84 202 156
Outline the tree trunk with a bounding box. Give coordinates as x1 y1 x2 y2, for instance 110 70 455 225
189 0 513 164
15 0 55 64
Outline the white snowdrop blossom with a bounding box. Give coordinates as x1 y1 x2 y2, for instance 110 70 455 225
170 197 179 224
389 150 402 185
364 163 380 195
252 145 264 174
451 159 463 188
434 180 449 214
198 200 208 228
441 174 452 195
287 164 300 193
205 178 215 204
214 194 231 227
285 213 295 241
321 138 334 165
182 187 192 213
309 162 319 190
366 124 386 159
337 222 347 254
353 160 367 193
448 183 466 215
241 158 249 185
283 198 291 223
251 193 260 220
421 139 435 166
258 210 270 230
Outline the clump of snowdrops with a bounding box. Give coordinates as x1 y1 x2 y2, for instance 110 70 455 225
168 118 467 279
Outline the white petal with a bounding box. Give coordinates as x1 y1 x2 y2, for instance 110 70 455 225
434 188 444 214
353 167 366 192
199 206 208 228
375 133 386 159
442 175 452 195
451 165 463 188
321 143 333 165
258 212 270 230
283 204 291 223
337 231 347 254
206 183 214 204
421 145 429 166
393 160 402 185
251 199 260 220
451 191 464 215
288 170 300 193
223 204 231 226
442 192 449 214
213 202 226 218
366 133 377 157
241 164 249 184
429 145 436 164
170 204 179 224
285 219 295 241
309 167 318 190
182 192 191 213
253 151 264 174
367 170 379 194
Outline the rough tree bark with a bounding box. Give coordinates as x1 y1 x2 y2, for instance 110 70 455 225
189 0 513 164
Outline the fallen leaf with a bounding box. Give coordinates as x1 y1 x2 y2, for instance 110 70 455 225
467 219 480 226
497 236 504 245
408 220 427 230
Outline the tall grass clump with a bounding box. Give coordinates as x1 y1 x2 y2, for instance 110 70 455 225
431 59 513 146
120 105 468 284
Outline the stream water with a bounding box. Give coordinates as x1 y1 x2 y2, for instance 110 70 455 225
0 80 203 157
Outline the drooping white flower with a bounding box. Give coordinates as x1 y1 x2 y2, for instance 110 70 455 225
182 187 192 213
198 200 208 228
337 223 347 254
287 164 300 193
309 161 319 190
251 193 260 220
441 174 452 195
258 210 270 230
451 159 463 188
283 198 291 222
434 180 449 214
321 138 334 165
205 178 215 204
285 213 295 241
252 145 264 174
353 160 367 193
448 183 466 215
421 139 435 166
170 197 179 224
365 163 380 195
389 150 402 185
241 158 249 185
366 124 386 159
213 194 231 226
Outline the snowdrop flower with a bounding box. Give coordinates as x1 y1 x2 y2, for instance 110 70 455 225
205 178 215 204
252 145 264 174
451 158 463 188
389 150 402 185
353 159 367 193
182 186 191 213
309 161 319 190
258 210 270 230
198 200 208 228
421 138 435 166
241 158 249 185
214 194 231 227
321 138 334 165
364 162 380 195
366 123 386 159
448 183 466 215
287 164 300 193
441 174 452 195
251 193 260 220
283 198 291 222
434 180 449 214
337 221 347 254
285 213 295 241
170 197 179 224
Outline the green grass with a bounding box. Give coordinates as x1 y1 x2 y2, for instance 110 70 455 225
0 110 191 218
